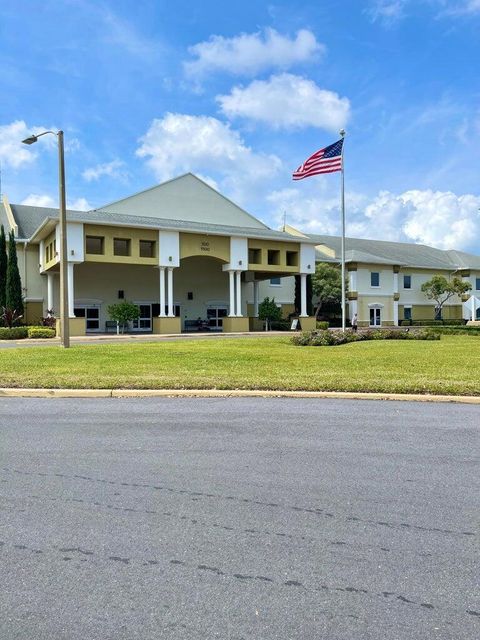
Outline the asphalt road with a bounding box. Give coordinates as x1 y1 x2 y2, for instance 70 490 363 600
0 398 478 640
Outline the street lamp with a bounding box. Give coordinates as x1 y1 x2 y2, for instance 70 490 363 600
22 131 70 348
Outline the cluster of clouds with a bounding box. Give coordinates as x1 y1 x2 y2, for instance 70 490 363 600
2 20 479 254
368 0 480 24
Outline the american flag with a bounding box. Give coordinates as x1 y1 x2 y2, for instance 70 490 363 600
292 138 343 180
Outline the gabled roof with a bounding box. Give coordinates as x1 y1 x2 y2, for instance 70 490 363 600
305 232 480 270
97 173 269 230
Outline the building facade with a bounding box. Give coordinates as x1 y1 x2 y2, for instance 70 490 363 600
0 174 316 334
1 173 479 333
285 226 480 327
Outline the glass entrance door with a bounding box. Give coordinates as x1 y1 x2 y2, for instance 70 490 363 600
207 306 227 330
74 306 100 332
370 308 381 326
132 304 152 331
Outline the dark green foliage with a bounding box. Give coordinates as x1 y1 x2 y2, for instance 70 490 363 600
294 275 300 314
269 319 291 331
258 297 282 323
316 321 329 330
107 301 140 333
0 225 7 309
291 328 440 346
306 274 313 316
0 326 28 340
421 275 471 319
312 262 346 317
27 326 56 339
6 230 23 318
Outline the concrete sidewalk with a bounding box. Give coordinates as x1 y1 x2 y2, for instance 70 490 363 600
0 330 286 348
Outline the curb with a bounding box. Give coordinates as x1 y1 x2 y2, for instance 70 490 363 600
0 388 479 404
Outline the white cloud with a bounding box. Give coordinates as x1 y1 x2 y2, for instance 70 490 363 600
136 113 282 202
21 194 55 208
21 194 91 211
367 1 408 24
82 159 128 182
185 28 324 77
0 120 54 169
267 187 480 253
439 0 480 15
217 74 350 133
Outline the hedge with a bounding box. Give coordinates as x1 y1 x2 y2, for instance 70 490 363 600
27 327 56 339
292 328 440 347
400 319 467 327
0 327 28 340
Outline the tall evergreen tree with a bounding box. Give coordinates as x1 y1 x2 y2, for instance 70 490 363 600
0 225 7 309
6 230 23 316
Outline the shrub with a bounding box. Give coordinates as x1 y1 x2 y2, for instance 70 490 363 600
0 326 28 340
269 319 291 331
27 326 56 339
316 321 329 330
291 328 440 347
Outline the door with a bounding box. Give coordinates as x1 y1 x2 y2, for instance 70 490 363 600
74 306 101 332
369 307 381 327
132 304 152 331
207 306 227 330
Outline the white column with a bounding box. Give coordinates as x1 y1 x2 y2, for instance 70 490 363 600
349 270 357 291
167 267 174 317
300 273 307 317
159 267 166 317
393 272 399 295
253 281 259 317
472 296 476 321
67 263 75 318
235 271 242 317
393 300 399 326
47 273 54 313
228 270 235 317
350 299 358 320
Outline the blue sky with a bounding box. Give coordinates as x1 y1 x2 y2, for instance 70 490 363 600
1 0 480 253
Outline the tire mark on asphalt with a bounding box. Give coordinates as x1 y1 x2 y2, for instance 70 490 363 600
0 538 447 617
2 466 475 538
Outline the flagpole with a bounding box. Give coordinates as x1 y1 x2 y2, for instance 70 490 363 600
339 129 346 332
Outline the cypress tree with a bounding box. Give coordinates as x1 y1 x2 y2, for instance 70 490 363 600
6 230 24 316
0 225 7 309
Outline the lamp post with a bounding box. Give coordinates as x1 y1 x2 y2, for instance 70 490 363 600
22 131 70 348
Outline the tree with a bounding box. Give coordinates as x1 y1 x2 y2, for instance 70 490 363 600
311 262 346 318
0 225 7 309
258 297 282 330
421 275 471 319
5 229 23 319
107 301 140 333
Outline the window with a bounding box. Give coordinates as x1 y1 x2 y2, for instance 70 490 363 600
114 238 131 256
86 236 104 255
270 277 281 286
403 275 411 289
267 249 280 265
404 306 412 321
476 277 480 291
286 251 298 267
139 240 155 258
248 248 261 264
371 272 380 287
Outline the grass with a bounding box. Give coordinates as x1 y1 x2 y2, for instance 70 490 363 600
0 335 478 395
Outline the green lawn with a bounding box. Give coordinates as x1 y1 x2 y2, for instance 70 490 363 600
0 335 478 395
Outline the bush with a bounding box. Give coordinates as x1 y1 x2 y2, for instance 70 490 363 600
27 326 56 339
316 321 329 330
269 319 291 331
291 328 440 347
0 326 28 340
